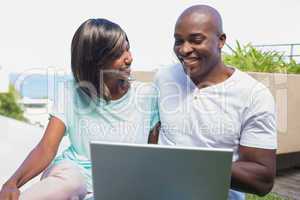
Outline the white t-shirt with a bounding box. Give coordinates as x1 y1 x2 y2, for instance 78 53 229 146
154 64 277 200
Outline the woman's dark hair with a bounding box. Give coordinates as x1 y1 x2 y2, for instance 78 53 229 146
71 18 129 102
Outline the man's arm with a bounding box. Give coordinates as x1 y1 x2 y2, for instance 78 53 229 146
148 122 161 144
231 145 276 196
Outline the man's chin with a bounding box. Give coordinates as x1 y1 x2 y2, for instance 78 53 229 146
183 68 208 83
182 66 200 77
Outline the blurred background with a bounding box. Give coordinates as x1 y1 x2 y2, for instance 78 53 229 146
1 1 300 199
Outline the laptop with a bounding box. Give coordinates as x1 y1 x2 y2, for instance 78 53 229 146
90 141 233 200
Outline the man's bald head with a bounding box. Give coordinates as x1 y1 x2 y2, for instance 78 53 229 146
176 5 223 36
173 5 227 83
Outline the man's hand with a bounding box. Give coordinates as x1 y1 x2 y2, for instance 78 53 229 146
0 183 20 200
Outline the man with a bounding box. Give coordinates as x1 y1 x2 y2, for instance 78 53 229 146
153 5 277 200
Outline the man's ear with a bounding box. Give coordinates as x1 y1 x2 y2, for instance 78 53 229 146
218 33 226 48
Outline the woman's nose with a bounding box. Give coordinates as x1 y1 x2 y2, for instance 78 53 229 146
124 51 133 65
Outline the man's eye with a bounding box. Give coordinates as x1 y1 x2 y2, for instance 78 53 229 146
174 39 183 45
191 38 204 44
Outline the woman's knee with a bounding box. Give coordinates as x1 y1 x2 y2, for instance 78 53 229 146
43 161 88 197
62 175 87 197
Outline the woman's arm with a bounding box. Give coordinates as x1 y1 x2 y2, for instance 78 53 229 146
0 116 65 198
148 122 161 144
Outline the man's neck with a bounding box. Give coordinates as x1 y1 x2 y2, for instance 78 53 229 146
193 63 234 89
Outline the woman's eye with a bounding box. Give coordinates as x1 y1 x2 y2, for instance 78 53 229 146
112 51 124 59
123 41 130 51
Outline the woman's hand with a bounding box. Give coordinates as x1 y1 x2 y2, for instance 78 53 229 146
0 183 20 200
0 116 65 200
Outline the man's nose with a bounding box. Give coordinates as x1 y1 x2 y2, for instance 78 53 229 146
179 42 193 56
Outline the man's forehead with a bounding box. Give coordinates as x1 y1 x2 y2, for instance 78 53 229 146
175 8 222 35
178 11 211 24
175 13 215 32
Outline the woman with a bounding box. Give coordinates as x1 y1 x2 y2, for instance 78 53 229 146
0 18 160 200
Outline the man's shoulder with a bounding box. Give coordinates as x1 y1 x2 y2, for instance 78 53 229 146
154 64 189 89
233 68 269 93
155 64 183 80
233 68 256 85
232 68 274 108
131 81 158 96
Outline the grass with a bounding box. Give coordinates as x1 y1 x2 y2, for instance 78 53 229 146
246 193 287 200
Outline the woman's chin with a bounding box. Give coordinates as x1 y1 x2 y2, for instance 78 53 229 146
119 79 130 92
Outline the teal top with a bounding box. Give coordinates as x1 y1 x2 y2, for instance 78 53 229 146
50 80 159 191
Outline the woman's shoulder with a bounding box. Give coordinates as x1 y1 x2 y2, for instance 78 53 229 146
54 78 92 108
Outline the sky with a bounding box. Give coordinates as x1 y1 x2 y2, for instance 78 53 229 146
0 0 299 73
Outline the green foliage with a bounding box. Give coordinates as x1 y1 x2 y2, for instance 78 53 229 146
246 193 287 200
223 41 300 74
0 85 27 121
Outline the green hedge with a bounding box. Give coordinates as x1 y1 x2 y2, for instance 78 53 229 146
0 85 27 121
223 42 300 74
